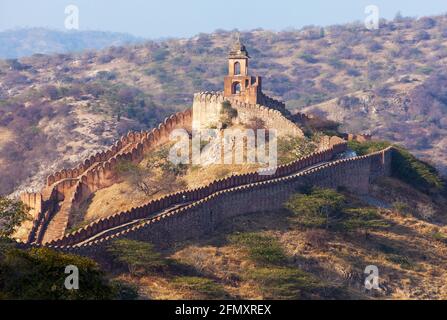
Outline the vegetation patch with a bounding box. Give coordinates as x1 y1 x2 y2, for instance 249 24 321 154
0 196 30 238
285 188 389 237
347 140 391 156
285 188 346 229
277 136 317 164
391 147 445 195
171 276 230 299
348 141 445 195
243 266 325 299
220 101 238 128
228 233 287 265
228 231 348 299
116 143 187 197
385 253 416 270
107 239 170 276
0 245 116 299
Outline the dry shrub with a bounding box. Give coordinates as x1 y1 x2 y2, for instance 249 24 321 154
304 229 330 248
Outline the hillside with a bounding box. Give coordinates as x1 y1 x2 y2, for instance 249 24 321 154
0 28 144 59
1 14 447 197
114 176 447 300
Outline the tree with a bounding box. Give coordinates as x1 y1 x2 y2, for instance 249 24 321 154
220 101 238 128
277 136 316 164
285 188 345 229
0 197 29 238
107 239 168 276
0 247 116 299
116 147 186 197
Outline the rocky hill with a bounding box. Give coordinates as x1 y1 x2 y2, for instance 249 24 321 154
1 14 447 196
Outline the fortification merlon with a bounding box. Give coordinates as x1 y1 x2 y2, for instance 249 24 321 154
258 93 289 114
46 136 133 187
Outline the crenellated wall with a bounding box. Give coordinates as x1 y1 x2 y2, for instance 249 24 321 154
69 109 193 207
46 109 192 189
36 146 394 258
258 92 287 113
192 91 304 137
44 140 346 247
21 109 193 244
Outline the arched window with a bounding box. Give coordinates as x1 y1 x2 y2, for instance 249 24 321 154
232 82 241 94
234 62 241 75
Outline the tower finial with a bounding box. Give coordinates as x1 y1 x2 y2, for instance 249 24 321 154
229 32 249 58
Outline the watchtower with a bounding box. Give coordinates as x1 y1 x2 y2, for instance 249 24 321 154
223 35 262 104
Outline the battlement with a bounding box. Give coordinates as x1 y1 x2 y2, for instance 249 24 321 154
37 145 394 255
44 139 346 247
24 109 193 244
192 91 303 137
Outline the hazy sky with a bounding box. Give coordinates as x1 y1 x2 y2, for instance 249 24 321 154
0 0 446 38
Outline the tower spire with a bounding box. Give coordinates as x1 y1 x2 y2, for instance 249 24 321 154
229 32 250 59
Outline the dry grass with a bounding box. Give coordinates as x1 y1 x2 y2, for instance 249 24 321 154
82 181 167 222
0 127 14 149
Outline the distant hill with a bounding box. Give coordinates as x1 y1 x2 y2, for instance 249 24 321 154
0 28 144 59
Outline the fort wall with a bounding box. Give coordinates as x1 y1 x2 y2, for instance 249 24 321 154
21 109 193 244
46 140 346 247
40 146 394 257
19 192 42 220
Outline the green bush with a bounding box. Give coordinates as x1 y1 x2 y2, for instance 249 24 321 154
286 189 389 237
347 140 391 156
244 266 347 299
146 145 187 176
338 208 389 238
285 188 346 229
229 233 287 265
220 101 238 128
0 196 30 238
0 247 115 299
391 147 444 194
348 141 445 195
277 136 317 164
107 239 169 276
